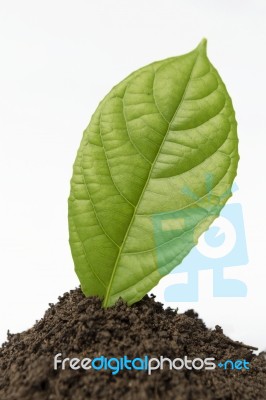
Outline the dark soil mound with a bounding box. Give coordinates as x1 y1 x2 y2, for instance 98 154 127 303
0 288 265 400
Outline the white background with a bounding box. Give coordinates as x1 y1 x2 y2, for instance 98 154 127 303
0 0 265 351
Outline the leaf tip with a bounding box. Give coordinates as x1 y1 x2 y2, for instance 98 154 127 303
196 38 207 54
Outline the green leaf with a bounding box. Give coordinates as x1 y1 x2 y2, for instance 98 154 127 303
68 39 239 307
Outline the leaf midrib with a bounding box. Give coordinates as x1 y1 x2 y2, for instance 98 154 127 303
102 50 200 307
